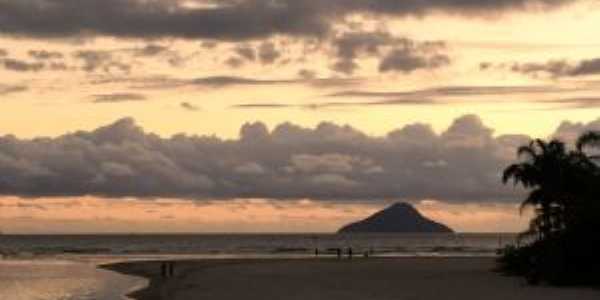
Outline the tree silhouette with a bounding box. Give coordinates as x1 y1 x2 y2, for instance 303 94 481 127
502 139 571 240
499 132 600 285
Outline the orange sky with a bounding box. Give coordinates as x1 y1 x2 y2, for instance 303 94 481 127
0 0 598 233
0 197 529 233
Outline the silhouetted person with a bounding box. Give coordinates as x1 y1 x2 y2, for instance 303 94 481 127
348 247 353 259
315 248 319 257
169 262 175 277
336 248 342 259
161 262 168 278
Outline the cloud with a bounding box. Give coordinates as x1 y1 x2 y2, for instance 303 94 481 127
89 74 362 91
0 49 8 57
232 103 293 109
180 102 200 111
314 98 439 108
234 162 266 175
1 114 592 202
191 76 297 87
225 42 281 67
313 86 600 110
0 0 576 40
232 82 592 111
330 31 450 75
327 85 577 98
570 58 600 76
488 57 600 78
0 58 45 72
0 55 67 72
231 97 437 110
225 57 245 68
258 42 281 64
0 0 329 40
540 97 600 110
331 31 393 75
298 69 317 79
234 45 256 62
0 49 136 73
28 50 64 60
379 47 450 73
130 44 169 57
552 118 600 142
190 76 361 89
0 84 27 95
92 93 147 103
74 50 131 74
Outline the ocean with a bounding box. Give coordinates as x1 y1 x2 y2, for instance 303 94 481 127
0 233 517 300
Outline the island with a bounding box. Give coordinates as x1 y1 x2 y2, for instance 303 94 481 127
338 202 454 233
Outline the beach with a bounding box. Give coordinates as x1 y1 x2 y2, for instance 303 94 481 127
104 257 600 300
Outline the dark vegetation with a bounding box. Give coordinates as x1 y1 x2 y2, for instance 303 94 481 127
498 132 600 286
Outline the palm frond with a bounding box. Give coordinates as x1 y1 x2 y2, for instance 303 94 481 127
576 131 600 151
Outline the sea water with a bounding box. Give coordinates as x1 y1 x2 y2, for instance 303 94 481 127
0 233 517 300
0 259 147 300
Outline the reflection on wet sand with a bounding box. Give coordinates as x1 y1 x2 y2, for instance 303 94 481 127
0 259 146 300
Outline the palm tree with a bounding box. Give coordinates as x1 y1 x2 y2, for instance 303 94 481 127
502 139 572 240
572 131 600 230
500 132 600 285
576 131 600 153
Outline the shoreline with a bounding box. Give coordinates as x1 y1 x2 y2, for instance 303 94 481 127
101 257 600 300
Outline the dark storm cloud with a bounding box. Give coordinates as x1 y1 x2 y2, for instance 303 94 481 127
0 0 329 40
2 114 593 202
92 93 147 103
0 0 577 40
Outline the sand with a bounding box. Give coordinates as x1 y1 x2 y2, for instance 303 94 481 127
103 258 600 300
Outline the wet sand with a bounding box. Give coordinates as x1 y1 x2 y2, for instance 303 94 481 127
103 258 600 300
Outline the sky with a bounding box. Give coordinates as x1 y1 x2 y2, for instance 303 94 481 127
2 0 600 233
